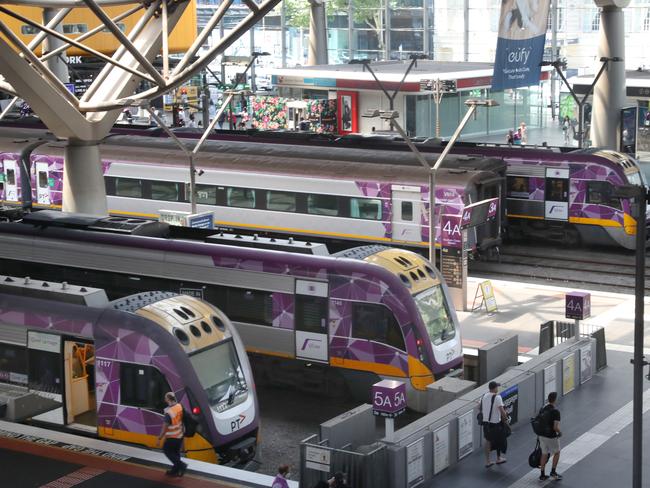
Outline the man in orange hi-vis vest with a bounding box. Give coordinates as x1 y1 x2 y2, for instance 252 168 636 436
157 392 188 476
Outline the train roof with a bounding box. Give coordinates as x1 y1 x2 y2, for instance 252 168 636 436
0 127 504 188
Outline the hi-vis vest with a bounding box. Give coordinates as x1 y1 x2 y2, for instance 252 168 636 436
164 403 184 439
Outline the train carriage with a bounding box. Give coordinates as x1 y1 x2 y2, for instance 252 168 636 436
0 278 258 464
0 130 506 254
0 212 463 412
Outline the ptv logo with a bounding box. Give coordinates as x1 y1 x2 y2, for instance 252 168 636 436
230 414 246 432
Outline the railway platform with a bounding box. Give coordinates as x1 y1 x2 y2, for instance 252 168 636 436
0 420 297 488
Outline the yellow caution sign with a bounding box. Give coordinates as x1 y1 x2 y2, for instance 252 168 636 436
472 280 498 314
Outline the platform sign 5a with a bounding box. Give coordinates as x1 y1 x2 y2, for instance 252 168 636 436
566 291 590 320
372 380 406 418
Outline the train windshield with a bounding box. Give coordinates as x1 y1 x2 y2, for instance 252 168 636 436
414 286 456 345
189 340 248 409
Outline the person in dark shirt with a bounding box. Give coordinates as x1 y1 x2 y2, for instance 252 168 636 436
538 392 562 481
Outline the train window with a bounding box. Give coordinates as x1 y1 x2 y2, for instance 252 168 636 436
6 168 15 185
546 178 568 201
587 181 621 210
352 303 405 351
225 289 273 326
267 191 297 212
38 171 48 188
507 176 530 198
227 187 256 208
0 343 27 386
295 295 328 334
350 198 382 220
196 185 217 205
151 181 180 201
308 194 339 216
115 178 143 198
120 363 170 412
63 24 88 34
401 201 413 221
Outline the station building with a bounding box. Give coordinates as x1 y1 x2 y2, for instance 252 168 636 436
267 60 553 138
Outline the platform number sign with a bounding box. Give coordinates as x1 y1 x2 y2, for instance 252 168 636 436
372 380 406 418
566 292 590 320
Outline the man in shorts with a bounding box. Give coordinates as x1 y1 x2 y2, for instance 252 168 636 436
539 392 562 481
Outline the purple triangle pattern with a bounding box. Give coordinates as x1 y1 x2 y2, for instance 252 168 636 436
272 292 294 329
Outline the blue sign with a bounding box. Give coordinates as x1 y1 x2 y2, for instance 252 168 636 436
187 212 214 229
491 0 551 91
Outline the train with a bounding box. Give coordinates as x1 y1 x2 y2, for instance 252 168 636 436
0 275 258 464
0 123 646 250
0 126 506 255
0 210 462 413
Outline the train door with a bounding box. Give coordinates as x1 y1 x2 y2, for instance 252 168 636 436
35 162 51 205
294 279 329 362
544 168 569 220
63 339 96 431
3 159 18 202
391 185 422 242
27 331 64 425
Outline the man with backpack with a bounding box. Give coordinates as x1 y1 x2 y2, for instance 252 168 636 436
537 392 563 481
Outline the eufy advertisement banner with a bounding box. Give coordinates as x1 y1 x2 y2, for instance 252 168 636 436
491 0 551 90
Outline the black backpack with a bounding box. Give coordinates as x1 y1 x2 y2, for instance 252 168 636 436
531 406 553 437
182 408 199 437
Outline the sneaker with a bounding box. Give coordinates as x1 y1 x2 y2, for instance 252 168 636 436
550 471 562 480
165 469 177 476
539 474 550 481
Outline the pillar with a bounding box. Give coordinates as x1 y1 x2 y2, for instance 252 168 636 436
42 8 69 84
591 1 629 149
307 0 328 66
62 142 108 215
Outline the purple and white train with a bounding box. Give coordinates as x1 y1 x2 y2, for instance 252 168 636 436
0 211 463 412
0 276 258 464
0 126 505 255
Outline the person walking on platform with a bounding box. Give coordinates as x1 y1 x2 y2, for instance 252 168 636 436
562 116 572 145
538 392 563 481
519 121 528 144
481 381 509 467
157 392 187 477
272 464 290 488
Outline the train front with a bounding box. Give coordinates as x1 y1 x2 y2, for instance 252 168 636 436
364 248 463 410
130 293 258 464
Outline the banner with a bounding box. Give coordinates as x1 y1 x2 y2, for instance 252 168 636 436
491 0 551 91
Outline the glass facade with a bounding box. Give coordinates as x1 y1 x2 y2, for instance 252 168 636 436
200 0 650 73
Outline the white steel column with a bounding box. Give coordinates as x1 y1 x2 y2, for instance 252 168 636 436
42 8 69 83
62 143 107 215
591 1 629 149
307 0 328 65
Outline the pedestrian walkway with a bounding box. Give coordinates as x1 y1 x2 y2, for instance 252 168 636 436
424 350 650 487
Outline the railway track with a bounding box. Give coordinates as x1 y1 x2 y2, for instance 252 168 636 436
468 244 648 294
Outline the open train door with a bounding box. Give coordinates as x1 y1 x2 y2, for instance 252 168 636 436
391 185 422 243
35 161 51 205
27 330 64 424
3 159 18 202
544 168 570 220
294 279 329 362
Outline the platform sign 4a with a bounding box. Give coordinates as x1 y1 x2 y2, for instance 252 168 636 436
372 380 406 418
566 292 590 320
